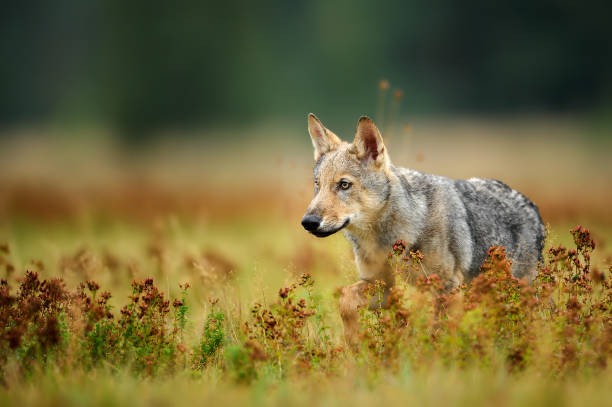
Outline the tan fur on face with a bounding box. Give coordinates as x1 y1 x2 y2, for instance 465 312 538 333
305 117 389 231
306 143 391 233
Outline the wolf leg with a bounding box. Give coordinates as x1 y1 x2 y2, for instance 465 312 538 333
339 279 392 348
338 280 370 347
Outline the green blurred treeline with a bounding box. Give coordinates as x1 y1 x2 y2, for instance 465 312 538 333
1 0 611 140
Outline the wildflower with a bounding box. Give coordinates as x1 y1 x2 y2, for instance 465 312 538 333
131 279 145 294
85 280 100 293
392 240 406 255
279 287 290 299
120 305 133 317
20 271 40 294
571 225 596 251
299 273 314 287
409 249 424 263
160 299 170 313
6 326 24 349
38 316 61 348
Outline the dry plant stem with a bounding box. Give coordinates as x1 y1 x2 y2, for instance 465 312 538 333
385 89 403 141
376 79 389 129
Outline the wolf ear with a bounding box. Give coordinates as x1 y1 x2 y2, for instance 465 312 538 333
308 113 341 161
351 116 387 168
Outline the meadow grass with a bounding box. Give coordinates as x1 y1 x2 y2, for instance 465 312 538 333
0 215 610 406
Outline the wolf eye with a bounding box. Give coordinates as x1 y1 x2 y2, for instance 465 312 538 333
339 180 352 190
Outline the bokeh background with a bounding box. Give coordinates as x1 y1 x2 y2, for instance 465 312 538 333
1 4 612 404
0 1 611 295
2 0 612 135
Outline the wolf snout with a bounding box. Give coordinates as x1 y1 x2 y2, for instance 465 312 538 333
301 215 322 232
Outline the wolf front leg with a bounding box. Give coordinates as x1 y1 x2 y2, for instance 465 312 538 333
338 280 370 347
338 279 392 348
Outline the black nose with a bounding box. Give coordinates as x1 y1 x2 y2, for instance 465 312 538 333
301 215 322 232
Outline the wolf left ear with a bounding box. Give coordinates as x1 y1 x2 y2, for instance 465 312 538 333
308 113 341 161
352 116 387 168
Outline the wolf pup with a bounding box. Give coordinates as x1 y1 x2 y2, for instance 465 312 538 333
301 113 546 345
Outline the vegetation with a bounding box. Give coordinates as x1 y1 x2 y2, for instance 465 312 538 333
0 220 610 406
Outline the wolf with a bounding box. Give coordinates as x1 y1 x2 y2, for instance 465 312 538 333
301 114 546 345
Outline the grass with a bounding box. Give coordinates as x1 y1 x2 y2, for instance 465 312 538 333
0 214 611 406
2 367 612 407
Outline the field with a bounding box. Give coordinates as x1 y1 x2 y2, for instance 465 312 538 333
0 119 611 406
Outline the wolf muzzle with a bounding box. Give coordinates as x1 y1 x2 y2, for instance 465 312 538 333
301 216 349 237
301 215 322 232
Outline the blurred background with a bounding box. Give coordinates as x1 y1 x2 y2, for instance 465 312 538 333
0 0 611 247
0 4 611 400
2 1 612 135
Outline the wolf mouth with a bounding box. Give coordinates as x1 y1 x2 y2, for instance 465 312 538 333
311 218 350 238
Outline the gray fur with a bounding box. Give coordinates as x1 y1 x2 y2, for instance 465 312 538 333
385 166 546 281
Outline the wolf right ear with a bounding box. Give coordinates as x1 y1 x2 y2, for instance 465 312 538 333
308 113 341 161
351 116 387 168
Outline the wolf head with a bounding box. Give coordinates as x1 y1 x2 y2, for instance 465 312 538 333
301 114 392 237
